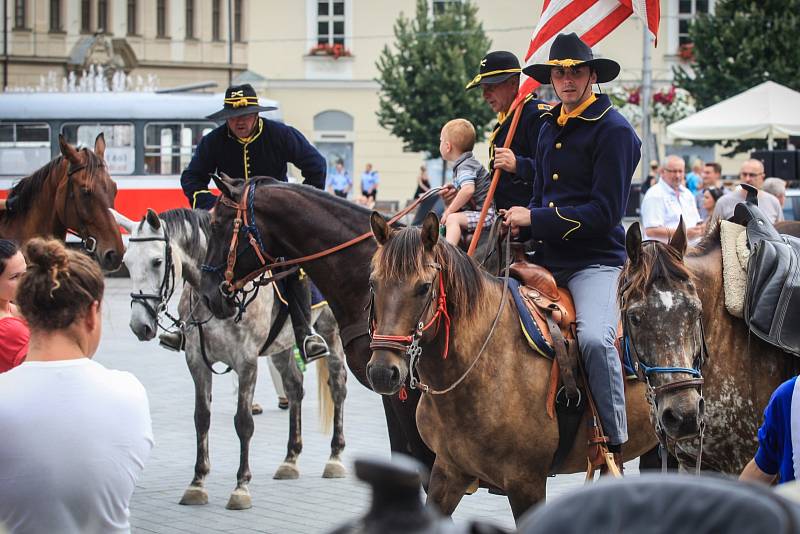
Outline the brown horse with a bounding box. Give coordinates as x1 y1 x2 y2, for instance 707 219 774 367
0 133 123 270
366 212 657 521
621 220 800 473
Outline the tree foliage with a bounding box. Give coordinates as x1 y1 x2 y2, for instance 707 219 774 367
673 0 800 154
375 0 494 157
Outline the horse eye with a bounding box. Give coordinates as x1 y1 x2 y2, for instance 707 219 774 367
82 188 91 196
416 282 431 296
628 312 641 327
152 258 163 268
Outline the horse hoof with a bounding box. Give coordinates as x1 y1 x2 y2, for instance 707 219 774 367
273 462 300 480
179 486 208 506
322 460 347 479
251 403 263 415
225 488 252 510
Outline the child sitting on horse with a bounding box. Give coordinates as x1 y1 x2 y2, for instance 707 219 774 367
439 118 495 247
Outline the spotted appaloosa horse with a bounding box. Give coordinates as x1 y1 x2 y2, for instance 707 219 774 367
621 220 800 473
0 134 123 270
365 212 657 521
117 207 347 510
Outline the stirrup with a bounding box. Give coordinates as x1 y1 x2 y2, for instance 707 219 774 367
301 332 329 363
159 331 185 352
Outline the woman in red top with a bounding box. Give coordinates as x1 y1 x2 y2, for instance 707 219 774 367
0 239 28 372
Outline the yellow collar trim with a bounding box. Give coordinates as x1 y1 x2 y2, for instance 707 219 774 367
234 117 263 145
546 59 588 67
465 68 521 89
557 93 597 127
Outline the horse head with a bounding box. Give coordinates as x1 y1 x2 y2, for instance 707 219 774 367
123 208 181 341
367 211 471 395
58 133 124 270
621 219 706 443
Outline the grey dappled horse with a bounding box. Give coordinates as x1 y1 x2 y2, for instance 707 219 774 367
116 208 347 510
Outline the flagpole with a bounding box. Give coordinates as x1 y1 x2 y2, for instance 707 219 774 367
641 21 653 183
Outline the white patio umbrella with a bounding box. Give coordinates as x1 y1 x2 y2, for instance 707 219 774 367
667 81 800 149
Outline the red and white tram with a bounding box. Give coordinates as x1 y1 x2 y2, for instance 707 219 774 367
0 91 281 222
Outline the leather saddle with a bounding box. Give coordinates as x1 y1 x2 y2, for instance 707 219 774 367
736 193 800 357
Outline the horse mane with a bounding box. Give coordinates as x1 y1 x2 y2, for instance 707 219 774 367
689 220 722 256
140 208 211 262
6 148 105 219
371 227 486 321
619 239 693 312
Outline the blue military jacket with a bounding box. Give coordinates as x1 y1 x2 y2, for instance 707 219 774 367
490 94 551 211
180 118 326 210
528 94 641 270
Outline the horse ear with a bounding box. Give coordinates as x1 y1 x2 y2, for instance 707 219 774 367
110 208 136 233
58 134 81 165
626 222 642 265
421 211 440 251
145 208 161 230
370 211 392 246
211 172 234 199
93 132 106 160
668 216 688 259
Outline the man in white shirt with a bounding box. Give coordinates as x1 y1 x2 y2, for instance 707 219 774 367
711 159 784 225
640 155 704 245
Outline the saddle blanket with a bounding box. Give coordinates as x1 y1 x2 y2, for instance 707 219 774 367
272 278 327 309
719 220 750 318
509 278 556 359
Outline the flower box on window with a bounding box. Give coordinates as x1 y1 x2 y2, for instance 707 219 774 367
309 43 351 59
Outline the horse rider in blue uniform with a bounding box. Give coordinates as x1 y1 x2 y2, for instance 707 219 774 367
464 51 551 212
501 33 642 470
179 83 330 362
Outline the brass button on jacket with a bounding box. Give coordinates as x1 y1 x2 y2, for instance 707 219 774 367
552 173 559 181
555 142 562 149
548 201 555 208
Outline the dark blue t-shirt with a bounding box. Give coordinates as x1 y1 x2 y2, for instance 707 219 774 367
754 376 797 483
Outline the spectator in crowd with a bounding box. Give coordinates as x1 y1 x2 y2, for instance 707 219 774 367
414 165 431 199
763 177 787 208
326 159 351 198
640 159 660 197
711 159 783 224
439 118 494 247
360 163 379 203
740 376 798 484
696 161 724 218
701 187 725 224
640 155 704 245
0 239 28 373
686 159 704 194
0 238 153 534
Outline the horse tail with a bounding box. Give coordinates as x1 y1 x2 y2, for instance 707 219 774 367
317 358 334 434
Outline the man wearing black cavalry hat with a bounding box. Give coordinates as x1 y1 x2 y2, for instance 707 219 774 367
463 51 550 211
180 84 329 362
502 33 642 468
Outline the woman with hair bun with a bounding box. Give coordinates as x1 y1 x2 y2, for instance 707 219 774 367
0 238 28 372
0 238 153 534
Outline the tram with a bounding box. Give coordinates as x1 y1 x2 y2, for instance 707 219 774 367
0 91 281 220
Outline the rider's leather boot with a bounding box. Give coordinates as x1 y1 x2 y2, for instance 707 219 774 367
159 330 185 352
285 270 329 363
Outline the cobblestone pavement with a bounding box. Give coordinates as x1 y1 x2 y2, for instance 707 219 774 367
98 278 638 533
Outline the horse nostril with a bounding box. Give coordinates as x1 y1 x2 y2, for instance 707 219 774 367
390 365 400 384
662 407 683 430
103 250 118 267
143 324 153 339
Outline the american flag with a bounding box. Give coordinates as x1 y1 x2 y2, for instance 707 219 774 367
517 0 660 102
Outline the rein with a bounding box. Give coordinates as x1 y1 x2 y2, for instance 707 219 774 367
63 161 99 254
369 232 512 396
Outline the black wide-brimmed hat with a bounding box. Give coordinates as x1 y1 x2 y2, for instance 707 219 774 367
465 51 521 90
522 33 620 85
206 84 277 120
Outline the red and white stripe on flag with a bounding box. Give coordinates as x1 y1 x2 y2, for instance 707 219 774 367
516 0 660 104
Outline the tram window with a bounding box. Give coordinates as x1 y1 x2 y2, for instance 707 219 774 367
61 122 135 174
144 122 215 175
0 122 51 175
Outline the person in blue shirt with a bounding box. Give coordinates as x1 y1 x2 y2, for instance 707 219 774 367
326 159 351 199
501 33 641 471
179 84 329 362
740 376 798 484
360 163 379 202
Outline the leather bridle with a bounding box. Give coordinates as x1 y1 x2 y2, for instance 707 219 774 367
63 161 100 254
128 226 179 330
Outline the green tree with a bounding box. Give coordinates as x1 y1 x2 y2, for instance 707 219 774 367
673 0 800 154
376 0 495 170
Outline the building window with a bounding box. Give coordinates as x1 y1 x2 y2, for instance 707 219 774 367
212 0 222 41
234 0 243 42
144 122 215 175
317 0 344 46
127 0 137 35
14 0 26 29
185 0 195 39
97 0 108 33
49 0 62 31
81 0 91 33
678 0 714 45
432 0 461 15
156 0 168 37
